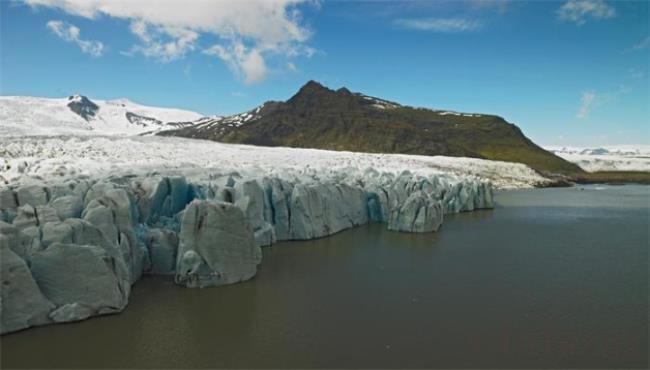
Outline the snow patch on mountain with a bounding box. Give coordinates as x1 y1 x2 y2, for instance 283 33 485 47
436 110 483 118
358 94 401 110
166 102 285 138
0 96 203 137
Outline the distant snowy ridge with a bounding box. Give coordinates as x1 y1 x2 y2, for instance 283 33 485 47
545 145 650 172
0 95 203 137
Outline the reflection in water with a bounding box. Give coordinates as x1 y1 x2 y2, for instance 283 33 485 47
2 186 648 369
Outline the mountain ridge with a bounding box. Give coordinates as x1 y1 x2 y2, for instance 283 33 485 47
159 80 582 175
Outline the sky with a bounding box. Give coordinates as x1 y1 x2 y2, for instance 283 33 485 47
1 0 648 146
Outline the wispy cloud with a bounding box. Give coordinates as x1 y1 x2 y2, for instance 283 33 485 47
125 21 198 62
26 0 314 84
46 20 104 57
628 35 650 51
627 68 646 80
577 91 596 119
557 0 615 25
576 85 631 119
394 17 482 33
203 41 268 85
183 64 192 77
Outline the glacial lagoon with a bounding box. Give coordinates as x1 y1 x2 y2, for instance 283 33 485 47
2 185 648 368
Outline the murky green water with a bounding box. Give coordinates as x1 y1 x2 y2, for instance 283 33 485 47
2 185 648 368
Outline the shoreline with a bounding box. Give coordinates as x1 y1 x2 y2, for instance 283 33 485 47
534 171 650 188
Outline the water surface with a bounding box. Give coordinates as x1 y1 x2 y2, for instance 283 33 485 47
2 185 648 368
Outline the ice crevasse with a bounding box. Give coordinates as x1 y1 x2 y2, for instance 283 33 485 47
0 168 493 334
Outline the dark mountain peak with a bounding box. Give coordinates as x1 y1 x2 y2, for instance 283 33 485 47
302 80 326 89
292 80 362 99
292 80 331 98
288 80 337 107
297 80 355 96
67 94 99 121
288 81 362 109
67 94 93 104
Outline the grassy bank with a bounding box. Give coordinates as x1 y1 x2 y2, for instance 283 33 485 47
572 171 650 185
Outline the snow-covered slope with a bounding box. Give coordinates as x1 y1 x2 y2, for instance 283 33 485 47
163 101 282 139
0 135 548 189
545 145 650 172
0 96 203 137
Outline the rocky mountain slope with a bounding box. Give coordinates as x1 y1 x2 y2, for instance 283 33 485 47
159 81 581 175
0 95 203 136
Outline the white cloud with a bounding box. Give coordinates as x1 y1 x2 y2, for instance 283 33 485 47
46 20 104 57
126 20 198 62
394 17 482 32
203 41 268 84
576 85 630 119
25 0 313 83
577 91 596 119
557 0 615 25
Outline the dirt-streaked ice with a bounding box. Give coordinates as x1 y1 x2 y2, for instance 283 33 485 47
1 135 548 189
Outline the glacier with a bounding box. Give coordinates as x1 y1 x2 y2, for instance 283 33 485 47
0 134 556 334
0 136 549 188
1 163 494 334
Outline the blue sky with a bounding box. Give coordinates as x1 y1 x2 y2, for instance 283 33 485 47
1 0 648 146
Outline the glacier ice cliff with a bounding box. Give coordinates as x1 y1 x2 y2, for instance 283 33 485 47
0 169 493 334
175 200 262 288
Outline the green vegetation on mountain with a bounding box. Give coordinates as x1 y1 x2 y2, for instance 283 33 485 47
160 80 583 176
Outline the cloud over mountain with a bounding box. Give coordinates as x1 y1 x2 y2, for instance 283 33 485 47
26 0 313 83
46 20 104 57
557 0 615 25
